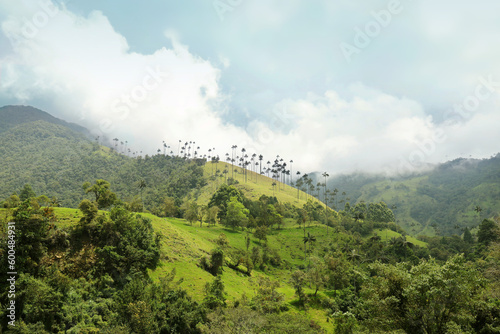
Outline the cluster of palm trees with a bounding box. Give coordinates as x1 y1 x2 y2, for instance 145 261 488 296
102 136 355 211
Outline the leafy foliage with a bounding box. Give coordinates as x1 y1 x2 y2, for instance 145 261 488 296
0 117 205 210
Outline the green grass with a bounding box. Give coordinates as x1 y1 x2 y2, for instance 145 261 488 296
199 162 324 208
143 213 340 330
7 203 432 333
374 228 427 248
53 207 83 228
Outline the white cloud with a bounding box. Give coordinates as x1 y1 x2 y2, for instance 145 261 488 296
0 1 253 155
248 84 500 175
0 0 499 178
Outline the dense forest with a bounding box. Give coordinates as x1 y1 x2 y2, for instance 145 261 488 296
318 155 500 236
0 106 206 210
0 106 499 333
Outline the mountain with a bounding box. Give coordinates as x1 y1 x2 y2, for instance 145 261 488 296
1 105 499 333
2 104 498 236
0 105 205 209
326 155 500 236
0 105 89 135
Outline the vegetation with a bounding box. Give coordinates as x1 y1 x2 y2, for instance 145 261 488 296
327 155 500 236
0 106 499 333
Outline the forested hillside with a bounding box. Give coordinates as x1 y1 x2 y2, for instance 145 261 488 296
1 106 500 333
322 156 500 236
0 106 206 210
1 180 499 333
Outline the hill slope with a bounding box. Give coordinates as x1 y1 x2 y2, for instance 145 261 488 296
0 106 205 208
0 105 89 135
196 161 323 208
327 156 500 236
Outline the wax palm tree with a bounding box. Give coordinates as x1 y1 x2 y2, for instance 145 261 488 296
347 249 362 264
296 177 303 200
475 205 482 220
322 172 329 206
303 232 316 264
231 145 237 178
138 179 146 212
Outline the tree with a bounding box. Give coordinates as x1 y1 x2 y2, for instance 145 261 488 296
251 277 287 313
358 254 488 333
82 179 117 209
475 205 482 220
267 204 283 229
308 257 327 296
78 199 98 224
204 275 226 309
162 197 177 217
303 232 316 263
182 200 198 226
223 196 249 231
463 226 474 244
296 208 308 236
208 184 244 221
322 172 329 205
477 219 499 246
250 246 261 268
208 248 224 276
19 184 36 201
3 193 20 208
206 206 220 227
290 270 307 305
138 179 146 211
254 225 268 244
9 200 49 275
395 236 414 261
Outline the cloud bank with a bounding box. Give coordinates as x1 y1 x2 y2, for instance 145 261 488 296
0 0 499 176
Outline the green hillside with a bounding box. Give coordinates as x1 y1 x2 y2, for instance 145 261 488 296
0 106 499 333
0 105 89 135
196 161 322 208
327 156 500 236
3 194 499 333
0 107 206 209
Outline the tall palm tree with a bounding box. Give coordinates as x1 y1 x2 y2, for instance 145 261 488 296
475 205 482 220
259 154 263 174
138 179 146 212
347 249 362 264
322 172 329 207
231 145 237 178
303 232 316 265
296 177 303 200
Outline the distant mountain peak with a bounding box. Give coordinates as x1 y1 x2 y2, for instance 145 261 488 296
0 105 89 135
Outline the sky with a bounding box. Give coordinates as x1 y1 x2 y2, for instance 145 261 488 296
0 0 499 176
